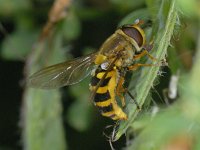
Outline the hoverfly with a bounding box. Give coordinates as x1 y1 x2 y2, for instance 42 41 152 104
29 19 156 120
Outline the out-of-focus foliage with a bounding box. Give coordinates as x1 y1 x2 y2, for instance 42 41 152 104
177 0 200 17
0 0 31 16
23 34 68 150
67 78 94 132
1 29 38 60
61 11 81 41
0 0 200 150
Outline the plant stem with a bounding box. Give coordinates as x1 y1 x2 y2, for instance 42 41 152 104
114 0 178 140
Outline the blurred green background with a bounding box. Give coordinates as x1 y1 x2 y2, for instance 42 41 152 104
0 0 199 150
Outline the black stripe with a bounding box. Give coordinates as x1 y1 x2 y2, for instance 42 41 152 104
95 67 106 73
90 76 111 87
90 76 100 86
97 104 113 113
94 90 111 103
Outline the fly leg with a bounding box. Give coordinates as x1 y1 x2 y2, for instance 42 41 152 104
128 63 159 71
116 76 141 109
134 49 157 61
116 76 126 107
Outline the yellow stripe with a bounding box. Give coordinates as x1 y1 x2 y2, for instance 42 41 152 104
111 116 119 120
96 86 108 93
96 71 115 79
89 86 108 94
96 72 104 79
95 99 111 107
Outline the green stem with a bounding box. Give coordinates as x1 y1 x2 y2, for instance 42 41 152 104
23 36 67 150
114 0 178 140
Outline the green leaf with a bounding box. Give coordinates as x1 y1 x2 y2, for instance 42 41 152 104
118 8 150 27
61 11 81 41
67 100 93 132
110 0 145 12
167 47 182 74
177 0 199 17
23 34 67 150
1 29 38 60
125 105 198 150
115 0 178 140
125 26 200 149
24 89 67 150
0 0 31 16
67 78 94 131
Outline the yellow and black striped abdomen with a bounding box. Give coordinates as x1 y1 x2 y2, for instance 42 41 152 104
90 67 127 120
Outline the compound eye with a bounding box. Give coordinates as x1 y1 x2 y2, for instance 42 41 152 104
122 27 143 47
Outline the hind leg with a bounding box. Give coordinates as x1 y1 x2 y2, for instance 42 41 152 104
116 76 126 107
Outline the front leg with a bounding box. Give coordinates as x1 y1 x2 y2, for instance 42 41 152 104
128 63 159 71
134 49 157 61
116 76 126 107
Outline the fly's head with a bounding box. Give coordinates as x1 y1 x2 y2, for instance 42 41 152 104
120 19 146 54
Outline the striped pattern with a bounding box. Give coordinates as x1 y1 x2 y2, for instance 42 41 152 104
90 66 127 120
94 91 111 102
91 77 111 87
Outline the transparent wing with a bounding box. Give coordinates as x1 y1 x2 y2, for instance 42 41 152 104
28 52 97 89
